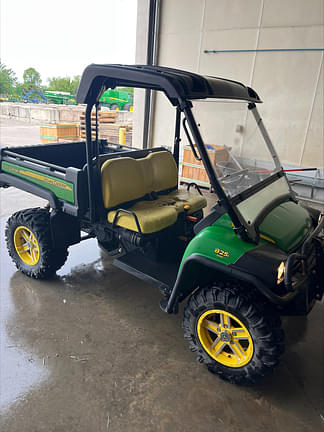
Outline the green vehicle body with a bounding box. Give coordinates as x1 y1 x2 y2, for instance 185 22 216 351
41 89 134 110
3 158 311 267
44 91 76 105
2 154 312 265
99 89 133 110
1 161 75 203
181 201 312 268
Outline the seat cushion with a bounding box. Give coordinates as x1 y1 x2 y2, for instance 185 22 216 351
107 200 178 234
157 189 207 214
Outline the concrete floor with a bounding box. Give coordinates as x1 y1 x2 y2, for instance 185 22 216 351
0 117 41 147
0 117 47 217
0 117 324 431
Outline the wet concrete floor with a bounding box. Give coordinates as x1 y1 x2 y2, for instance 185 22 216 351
0 215 323 432
0 117 41 148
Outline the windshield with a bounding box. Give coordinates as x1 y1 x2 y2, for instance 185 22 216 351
191 100 281 198
188 100 292 240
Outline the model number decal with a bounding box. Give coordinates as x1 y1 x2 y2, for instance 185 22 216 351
3 163 72 191
1 161 75 204
214 248 230 258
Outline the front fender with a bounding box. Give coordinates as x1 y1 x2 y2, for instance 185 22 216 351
160 252 302 314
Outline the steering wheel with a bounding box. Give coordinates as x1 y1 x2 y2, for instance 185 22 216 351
219 168 249 183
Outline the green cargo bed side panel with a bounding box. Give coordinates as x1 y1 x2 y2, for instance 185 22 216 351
1 161 75 204
181 214 264 267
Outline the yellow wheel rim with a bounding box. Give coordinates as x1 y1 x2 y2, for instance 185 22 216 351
197 309 254 368
14 226 40 266
129 106 133 112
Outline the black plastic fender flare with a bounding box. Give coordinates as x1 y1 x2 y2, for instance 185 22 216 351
160 254 306 314
0 173 81 249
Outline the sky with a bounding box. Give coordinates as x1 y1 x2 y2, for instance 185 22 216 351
0 0 138 84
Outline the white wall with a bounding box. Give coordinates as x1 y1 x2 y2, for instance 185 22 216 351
133 0 151 148
150 0 323 169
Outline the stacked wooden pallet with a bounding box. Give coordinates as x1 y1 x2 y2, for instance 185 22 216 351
80 110 118 139
180 144 229 188
40 123 80 144
80 109 132 145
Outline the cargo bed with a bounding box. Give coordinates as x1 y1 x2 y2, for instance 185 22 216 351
0 140 131 218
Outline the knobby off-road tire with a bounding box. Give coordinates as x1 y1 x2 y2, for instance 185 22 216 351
183 283 284 385
5 208 68 279
123 103 133 112
110 104 120 111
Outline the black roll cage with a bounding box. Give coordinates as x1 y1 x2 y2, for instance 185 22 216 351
77 64 292 243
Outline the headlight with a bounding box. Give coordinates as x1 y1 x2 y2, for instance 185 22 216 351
277 261 286 284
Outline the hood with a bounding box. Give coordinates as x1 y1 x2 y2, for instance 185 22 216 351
259 201 312 252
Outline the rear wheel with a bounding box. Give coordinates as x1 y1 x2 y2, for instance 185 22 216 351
123 103 133 111
110 104 120 111
183 283 284 385
5 208 68 279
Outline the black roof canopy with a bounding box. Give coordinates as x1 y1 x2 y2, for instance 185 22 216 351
76 64 262 105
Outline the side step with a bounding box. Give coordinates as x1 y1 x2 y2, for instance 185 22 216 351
113 250 179 294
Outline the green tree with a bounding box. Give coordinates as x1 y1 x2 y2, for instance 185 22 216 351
0 63 17 95
23 67 42 88
71 75 81 95
47 75 81 95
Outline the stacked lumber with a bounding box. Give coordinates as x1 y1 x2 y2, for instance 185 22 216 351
79 109 132 145
80 110 118 139
99 123 133 146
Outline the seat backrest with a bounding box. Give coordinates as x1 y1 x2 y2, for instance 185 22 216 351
101 151 178 209
137 155 154 193
101 157 146 208
147 151 178 192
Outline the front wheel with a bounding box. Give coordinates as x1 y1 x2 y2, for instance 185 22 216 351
183 284 284 385
5 208 68 279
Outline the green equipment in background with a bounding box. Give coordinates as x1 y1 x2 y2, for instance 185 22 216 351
44 91 76 105
99 89 133 111
44 89 133 111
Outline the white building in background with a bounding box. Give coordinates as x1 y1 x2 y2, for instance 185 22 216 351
134 0 323 176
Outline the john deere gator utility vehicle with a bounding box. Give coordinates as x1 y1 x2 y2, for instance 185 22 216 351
1 65 323 385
